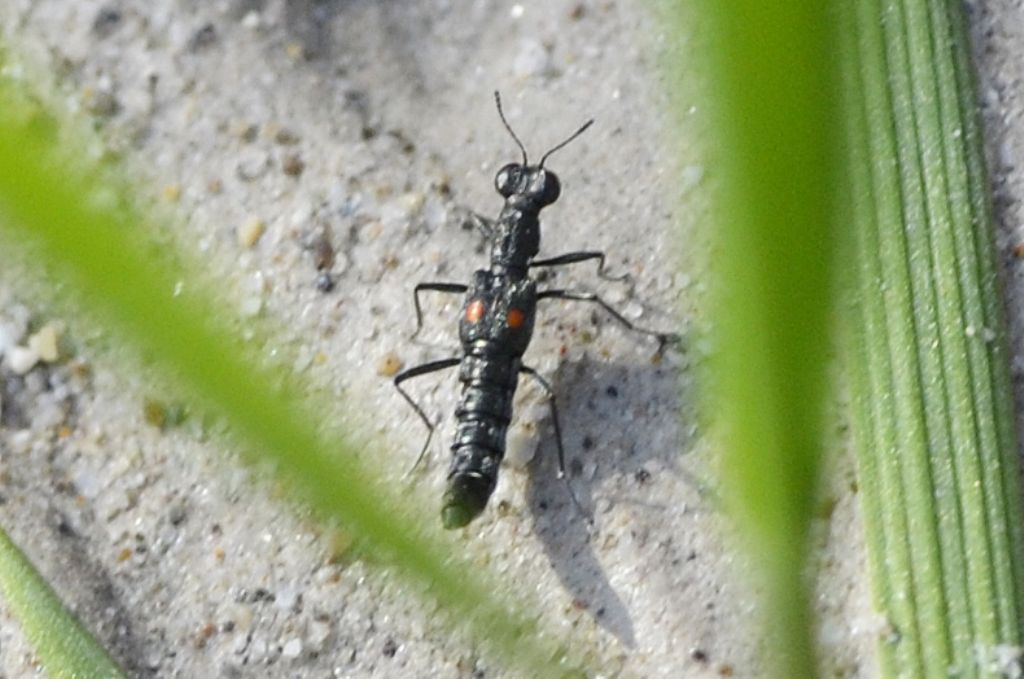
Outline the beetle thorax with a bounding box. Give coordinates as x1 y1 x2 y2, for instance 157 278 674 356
489 207 540 276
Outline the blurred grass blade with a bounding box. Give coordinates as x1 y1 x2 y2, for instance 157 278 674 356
0 50 588 678
0 527 126 679
686 3 840 677
840 0 1024 676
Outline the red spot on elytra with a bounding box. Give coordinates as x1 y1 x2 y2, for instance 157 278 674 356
506 308 525 329
466 299 485 323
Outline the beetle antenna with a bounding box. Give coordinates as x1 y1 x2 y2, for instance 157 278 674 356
494 91 529 166
539 118 594 168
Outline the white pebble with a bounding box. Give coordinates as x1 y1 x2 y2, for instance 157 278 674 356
505 403 546 469
275 585 299 610
281 638 302 659
239 275 265 317
237 218 266 248
226 603 254 632
514 39 552 79
241 11 262 30
10 430 32 453
248 638 267 662
505 426 537 469
307 620 330 651
74 465 103 499
7 345 39 375
605 287 626 305
28 323 60 362
236 150 270 181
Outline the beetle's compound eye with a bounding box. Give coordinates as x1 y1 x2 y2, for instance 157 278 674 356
537 169 561 206
495 163 521 197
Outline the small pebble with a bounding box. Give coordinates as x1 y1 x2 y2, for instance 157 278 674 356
376 352 403 377
513 38 552 78
236 150 269 180
7 345 38 375
237 218 265 248
28 323 60 362
162 184 182 203
143 398 169 429
282 154 305 177
275 585 299 610
274 128 300 145
306 620 330 651
73 464 102 499
282 638 302 659
241 11 261 30
249 638 268 662
315 272 335 293
195 623 217 648
505 404 543 469
232 121 258 143
239 294 263 317
310 228 335 270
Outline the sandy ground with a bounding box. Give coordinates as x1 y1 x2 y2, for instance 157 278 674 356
4 1 1019 677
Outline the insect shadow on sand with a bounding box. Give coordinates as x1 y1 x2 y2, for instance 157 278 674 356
524 355 697 647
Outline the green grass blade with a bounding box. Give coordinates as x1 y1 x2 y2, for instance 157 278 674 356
0 49 588 679
682 3 840 677
840 0 1024 676
0 527 126 679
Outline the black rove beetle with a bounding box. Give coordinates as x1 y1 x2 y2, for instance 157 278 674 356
394 92 678 529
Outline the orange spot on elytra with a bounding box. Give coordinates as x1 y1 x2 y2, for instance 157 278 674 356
466 299 485 323
507 308 525 329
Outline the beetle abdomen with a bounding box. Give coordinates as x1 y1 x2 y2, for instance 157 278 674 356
443 354 520 528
